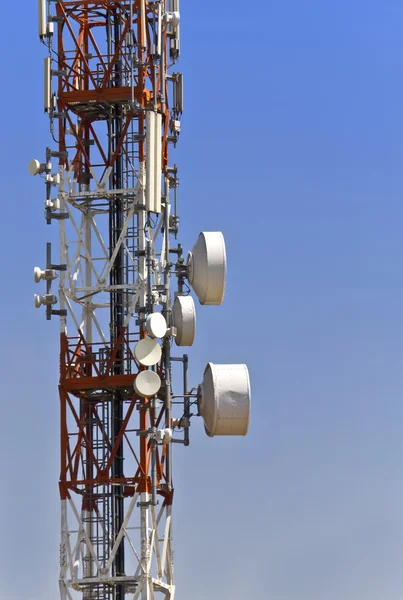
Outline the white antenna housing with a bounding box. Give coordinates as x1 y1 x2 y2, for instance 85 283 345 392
134 338 162 367
38 0 47 38
44 57 51 113
188 232 226 305
34 267 44 283
146 111 162 213
199 363 251 437
34 294 42 308
28 159 46 176
165 11 180 27
134 370 161 398
157 4 162 57
171 11 180 27
172 295 196 346
34 293 58 308
140 0 147 48
34 267 57 283
155 428 173 444
146 313 167 339
168 0 180 58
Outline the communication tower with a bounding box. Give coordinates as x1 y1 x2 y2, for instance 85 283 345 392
31 2 251 598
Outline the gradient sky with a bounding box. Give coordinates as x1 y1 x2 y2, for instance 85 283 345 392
1 1 403 599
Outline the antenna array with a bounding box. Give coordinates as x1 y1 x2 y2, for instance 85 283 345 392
31 2 251 598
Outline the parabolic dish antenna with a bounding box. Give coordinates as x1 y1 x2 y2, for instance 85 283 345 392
172 295 196 346
34 267 43 283
187 232 226 305
28 159 41 176
134 370 161 398
34 294 42 308
199 363 251 437
134 338 162 367
146 312 167 339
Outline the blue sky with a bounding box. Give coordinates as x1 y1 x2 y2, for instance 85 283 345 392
1 1 403 598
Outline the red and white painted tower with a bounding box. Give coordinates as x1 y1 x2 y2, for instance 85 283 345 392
31 2 251 598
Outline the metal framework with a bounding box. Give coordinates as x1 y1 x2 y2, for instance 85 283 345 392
35 2 185 598
32 2 250 599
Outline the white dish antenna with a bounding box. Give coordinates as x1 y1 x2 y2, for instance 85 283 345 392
199 363 251 437
146 312 167 339
28 159 43 176
34 293 57 308
134 370 161 398
34 266 44 283
34 267 57 283
134 338 162 367
172 295 196 346
187 232 226 305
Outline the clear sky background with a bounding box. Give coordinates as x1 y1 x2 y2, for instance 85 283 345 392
1 1 403 599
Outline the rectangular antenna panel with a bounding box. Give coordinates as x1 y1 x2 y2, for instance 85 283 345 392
38 0 46 37
140 0 147 48
146 112 162 214
157 4 162 57
174 74 183 114
44 57 51 113
154 113 162 214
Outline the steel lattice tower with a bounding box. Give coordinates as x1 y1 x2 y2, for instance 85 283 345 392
31 2 251 599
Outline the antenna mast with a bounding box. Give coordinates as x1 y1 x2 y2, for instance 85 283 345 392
31 2 251 598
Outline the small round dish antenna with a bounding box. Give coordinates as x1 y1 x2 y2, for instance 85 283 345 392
172 295 196 346
199 363 251 437
28 159 42 176
134 338 162 367
146 312 167 339
34 267 43 283
187 232 226 305
134 370 161 398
